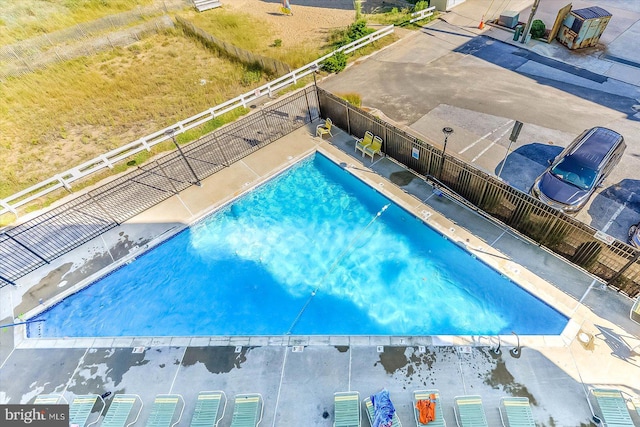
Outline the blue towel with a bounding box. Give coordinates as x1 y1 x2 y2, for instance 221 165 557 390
371 389 395 427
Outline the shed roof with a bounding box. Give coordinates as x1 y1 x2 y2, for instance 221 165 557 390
572 6 612 20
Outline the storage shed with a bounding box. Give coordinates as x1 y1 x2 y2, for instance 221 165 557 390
557 6 612 49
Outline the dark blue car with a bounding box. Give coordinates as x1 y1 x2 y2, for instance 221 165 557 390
531 127 625 213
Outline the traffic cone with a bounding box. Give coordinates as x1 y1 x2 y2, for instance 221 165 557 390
478 16 485 29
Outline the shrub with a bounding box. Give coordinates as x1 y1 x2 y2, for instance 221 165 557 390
338 92 362 107
531 19 546 38
413 0 429 12
322 51 348 73
272 39 282 47
345 19 374 43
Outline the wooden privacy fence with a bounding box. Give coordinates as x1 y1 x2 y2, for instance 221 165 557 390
318 88 640 298
0 87 319 288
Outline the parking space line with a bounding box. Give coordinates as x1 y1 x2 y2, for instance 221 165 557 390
458 120 513 154
471 126 513 163
602 191 635 232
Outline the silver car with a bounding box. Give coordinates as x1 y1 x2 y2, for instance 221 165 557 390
530 127 625 213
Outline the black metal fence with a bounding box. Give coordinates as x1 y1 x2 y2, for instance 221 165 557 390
0 87 319 287
318 88 640 298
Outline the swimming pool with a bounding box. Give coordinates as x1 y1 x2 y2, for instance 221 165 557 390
29 153 568 337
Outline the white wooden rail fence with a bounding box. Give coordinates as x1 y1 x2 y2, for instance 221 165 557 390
409 6 436 24
0 25 394 218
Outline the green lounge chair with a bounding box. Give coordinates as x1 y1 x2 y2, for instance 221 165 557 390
590 389 635 427
362 395 402 427
316 118 333 139
453 395 488 427
190 391 227 427
102 394 143 427
499 397 535 427
230 393 263 427
69 394 105 427
413 390 445 427
34 394 68 404
334 391 360 427
146 394 184 427
363 136 383 161
355 132 374 157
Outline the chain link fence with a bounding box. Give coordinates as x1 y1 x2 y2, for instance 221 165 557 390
318 88 640 298
0 87 319 287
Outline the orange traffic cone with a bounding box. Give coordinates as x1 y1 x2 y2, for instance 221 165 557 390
478 14 485 29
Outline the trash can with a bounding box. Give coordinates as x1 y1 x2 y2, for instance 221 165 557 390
513 25 524 41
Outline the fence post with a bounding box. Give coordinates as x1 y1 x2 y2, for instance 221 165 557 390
4 233 49 264
214 133 230 167
607 250 640 287
345 102 351 135
304 87 313 123
0 199 18 218
88 194 120 225
0 274 17 287
154 160 180 195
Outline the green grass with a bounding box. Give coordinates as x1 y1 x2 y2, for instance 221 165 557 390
367 7 439 28
0 28 268 200
0 0 154 44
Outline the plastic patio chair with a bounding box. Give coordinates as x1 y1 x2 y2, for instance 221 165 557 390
590 388 635 427
413 390 445 427
355 131 374 157
362 394 402 427
363 136 383 161
190 391 227 427
499 397 535 427
145 394 184 427
69 394 105 427
230 393 263 427
316 118 333 139
453 395 488 427
334 391 360 427
102 394 143 427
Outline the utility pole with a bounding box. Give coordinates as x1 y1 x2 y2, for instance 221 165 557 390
520 0 541 43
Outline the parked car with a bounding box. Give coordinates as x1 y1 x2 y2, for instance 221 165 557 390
629 222 640 248
530 127 625 214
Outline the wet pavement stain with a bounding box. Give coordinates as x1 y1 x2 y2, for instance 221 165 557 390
483 358 537 405
390 171 415 186
73 348 150 392
335 346 349 353
375 347 410 375
182 346 251 374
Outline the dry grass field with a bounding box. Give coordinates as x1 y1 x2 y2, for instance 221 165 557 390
0 0 409 224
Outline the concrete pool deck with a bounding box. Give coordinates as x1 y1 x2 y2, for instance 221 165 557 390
1 120 639 426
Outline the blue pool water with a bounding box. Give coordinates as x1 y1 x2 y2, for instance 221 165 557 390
30 153 567 337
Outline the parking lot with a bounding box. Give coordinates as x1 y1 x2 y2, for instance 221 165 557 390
321 15 640 244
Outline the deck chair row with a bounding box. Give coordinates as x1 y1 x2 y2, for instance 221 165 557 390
333 390 538 427
34 391 263 427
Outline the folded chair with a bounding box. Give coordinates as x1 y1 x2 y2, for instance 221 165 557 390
453 395 488 427
498 397 535 427
590 388 635 427
363 136 383 161
414 390 445 427
363 394 402 427
69 394 105 427
230 393 263 427
146 394 184 427
334 391 360 427
190 391 227 427
355 131 374 157
34 394 68 404
316 118 333 139
102 394 143 427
